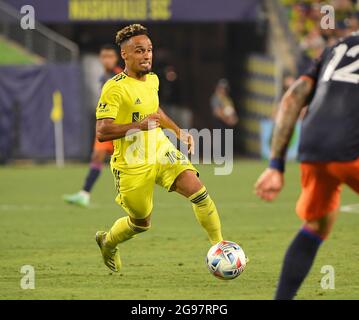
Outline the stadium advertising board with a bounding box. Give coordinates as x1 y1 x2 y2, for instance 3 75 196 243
5 0 259 22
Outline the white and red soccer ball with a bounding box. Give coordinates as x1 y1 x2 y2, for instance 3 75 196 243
206 240 247 280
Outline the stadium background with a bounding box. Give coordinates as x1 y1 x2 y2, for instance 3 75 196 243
1 0 268 163
1 0 359 300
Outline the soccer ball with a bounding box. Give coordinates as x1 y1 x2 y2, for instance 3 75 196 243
206 240 247 280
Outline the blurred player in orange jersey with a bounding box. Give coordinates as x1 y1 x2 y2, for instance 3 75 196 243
63 44 122 207
255 31 359 299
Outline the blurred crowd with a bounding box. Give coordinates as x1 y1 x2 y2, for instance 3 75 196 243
281 0 359 72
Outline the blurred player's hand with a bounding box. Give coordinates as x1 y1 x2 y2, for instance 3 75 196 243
179 130 195 155
139 113 161 130
254 168 284 202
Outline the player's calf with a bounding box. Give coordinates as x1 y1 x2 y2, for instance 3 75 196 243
189 186 223 245
96 216 151 272
172 170 223 245
105 215 151 248
275 212 337 300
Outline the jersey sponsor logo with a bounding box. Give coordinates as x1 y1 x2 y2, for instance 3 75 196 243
134 98 142 105
132 112 140 122
132 112 151 122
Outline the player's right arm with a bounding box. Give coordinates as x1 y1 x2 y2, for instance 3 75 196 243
270 76 314 160
254 76 315 202
96 115 160 142
95 81 160 142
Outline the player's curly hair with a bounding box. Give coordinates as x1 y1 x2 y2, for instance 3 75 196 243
115 24 148 47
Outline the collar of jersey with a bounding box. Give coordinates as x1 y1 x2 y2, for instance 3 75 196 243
122 71 148 83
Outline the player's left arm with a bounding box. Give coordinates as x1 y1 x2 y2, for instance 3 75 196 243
255 76 315 201
158 107 180 137
158 107 194 154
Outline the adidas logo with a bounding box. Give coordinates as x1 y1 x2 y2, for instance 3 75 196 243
134 98 141 105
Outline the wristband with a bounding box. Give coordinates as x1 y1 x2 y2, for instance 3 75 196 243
269 158 285 173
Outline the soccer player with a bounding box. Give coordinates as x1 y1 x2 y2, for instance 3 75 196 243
255 31 359 299
94 24 224 272
63 44 122 207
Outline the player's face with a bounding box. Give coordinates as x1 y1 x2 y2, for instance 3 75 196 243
99 49 118 72
122 35 153 76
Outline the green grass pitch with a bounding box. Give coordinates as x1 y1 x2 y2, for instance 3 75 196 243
0 160 358 300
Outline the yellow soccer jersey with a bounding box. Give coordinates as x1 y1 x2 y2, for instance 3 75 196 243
96 72 169 171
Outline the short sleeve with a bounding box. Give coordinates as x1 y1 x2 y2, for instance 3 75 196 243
301 47 330 84
96 83 122 120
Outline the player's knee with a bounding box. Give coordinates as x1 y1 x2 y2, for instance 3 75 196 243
173 170 203 197
304 220 330 239
304 210 337 239
129 215 151 232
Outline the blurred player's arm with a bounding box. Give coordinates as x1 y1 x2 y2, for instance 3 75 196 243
213 104 238 127
213 106 227 123
271 76 314 160
96 115 160 142
158 107 180 137
158 107 194 154
254 76 314 201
